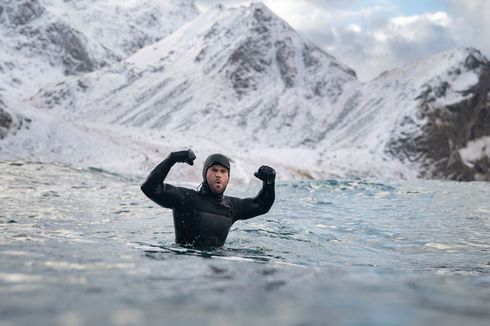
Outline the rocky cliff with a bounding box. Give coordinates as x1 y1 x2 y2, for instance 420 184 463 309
382 49 490 181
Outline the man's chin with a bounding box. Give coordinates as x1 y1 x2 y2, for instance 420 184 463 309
211 185 226 194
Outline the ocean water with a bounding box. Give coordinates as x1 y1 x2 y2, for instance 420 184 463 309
1 161 489 326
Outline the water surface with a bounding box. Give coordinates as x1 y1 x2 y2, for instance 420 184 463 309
1 161 489 325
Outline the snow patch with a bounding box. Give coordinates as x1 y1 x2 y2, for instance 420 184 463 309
459 137 490 166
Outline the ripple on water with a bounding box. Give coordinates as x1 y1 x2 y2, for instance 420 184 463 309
1 162 490 325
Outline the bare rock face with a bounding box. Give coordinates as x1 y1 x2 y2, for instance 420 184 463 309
1 0 102 77
45 21 96 75
0 107 13 139
226 4 294 97
0 104 31 140
0 0 199 82
386 49 490 181
225 4 355 100
0 0 45 27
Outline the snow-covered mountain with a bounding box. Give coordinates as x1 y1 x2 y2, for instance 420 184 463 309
375 49 490 181
1 1 489 182
30 3 357 148
0 0 199 173
0 0 198 93
318 48 490 181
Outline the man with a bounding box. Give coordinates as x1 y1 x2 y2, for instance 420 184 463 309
141 149 276 247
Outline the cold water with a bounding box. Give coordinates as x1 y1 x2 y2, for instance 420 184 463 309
1 161 489 326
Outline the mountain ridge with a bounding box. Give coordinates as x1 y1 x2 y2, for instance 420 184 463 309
0 0 199 93
31 3 359 149
1 1 489 181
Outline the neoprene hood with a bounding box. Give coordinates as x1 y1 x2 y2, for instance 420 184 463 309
203 154 231 179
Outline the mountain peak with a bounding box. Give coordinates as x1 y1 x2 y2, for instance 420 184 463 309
222 3 356 97
376 47 489 81
6 1 488 181
459 47 490 70
0 0 199 92
127 2 356 99
248 2 276 20
32 1 357 149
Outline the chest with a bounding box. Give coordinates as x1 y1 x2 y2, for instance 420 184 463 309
178 192 235 232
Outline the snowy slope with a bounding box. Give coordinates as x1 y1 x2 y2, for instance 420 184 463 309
31 3 357 148
1 2 489 181
0 0 199 169
320 48 490 180
0 0 199 94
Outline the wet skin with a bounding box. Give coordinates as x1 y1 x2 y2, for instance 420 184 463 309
206 164 229 194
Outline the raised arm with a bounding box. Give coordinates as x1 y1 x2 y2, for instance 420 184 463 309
233 165 276 221
140 150 196 208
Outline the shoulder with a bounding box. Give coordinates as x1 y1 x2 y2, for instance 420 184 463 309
223 195 241 204
224 195 254 208
180 186 200 197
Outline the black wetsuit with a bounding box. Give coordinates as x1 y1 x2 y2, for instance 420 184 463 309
141 156 275 247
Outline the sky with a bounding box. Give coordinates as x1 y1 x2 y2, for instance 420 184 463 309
195 0 490 81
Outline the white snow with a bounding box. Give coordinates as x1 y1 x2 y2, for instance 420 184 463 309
0 0 199 94
0 1 488 182
459 137 490 166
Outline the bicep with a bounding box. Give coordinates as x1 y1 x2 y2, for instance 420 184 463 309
142 183 185 209
233 197 262 221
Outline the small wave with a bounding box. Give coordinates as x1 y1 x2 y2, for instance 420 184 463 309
424 242 461 251
0 273 44 283
44 261 135 271
86 166 138 182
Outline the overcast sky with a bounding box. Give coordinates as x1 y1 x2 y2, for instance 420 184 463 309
195 0 490 81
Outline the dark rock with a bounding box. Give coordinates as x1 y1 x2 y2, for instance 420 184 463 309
227 4 300 97
228 37 271 96
302 44 320 68
275 39 297 88
446 150 475 181
0 0 45 27
0 98 31 139
45 22 95 75
465 53 485 70
0 107 13 139
386 49 490 181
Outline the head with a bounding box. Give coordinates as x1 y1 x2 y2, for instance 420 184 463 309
202 154 230 194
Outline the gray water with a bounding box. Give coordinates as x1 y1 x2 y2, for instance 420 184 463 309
1 161 489 326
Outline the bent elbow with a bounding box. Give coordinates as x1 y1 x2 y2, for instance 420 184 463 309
140 181 153 198
261 202 273 214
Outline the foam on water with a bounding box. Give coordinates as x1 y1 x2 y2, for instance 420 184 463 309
1 161 490 325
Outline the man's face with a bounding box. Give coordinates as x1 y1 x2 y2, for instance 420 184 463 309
206 164 229 194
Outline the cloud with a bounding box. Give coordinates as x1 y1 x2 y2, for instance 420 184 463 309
376 12 457 61
310 10 459 81
444 0 490 54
